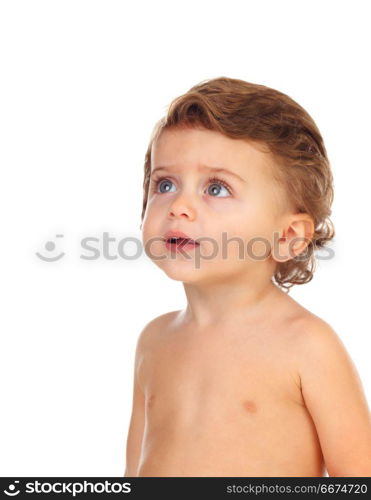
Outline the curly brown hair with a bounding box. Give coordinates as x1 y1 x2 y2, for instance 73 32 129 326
140 76 335 292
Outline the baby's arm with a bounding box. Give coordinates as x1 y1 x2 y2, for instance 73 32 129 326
123 313 171 476
296 318 371 476
124 332 146 477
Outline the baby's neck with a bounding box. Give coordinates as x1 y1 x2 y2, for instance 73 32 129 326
181 280 284 330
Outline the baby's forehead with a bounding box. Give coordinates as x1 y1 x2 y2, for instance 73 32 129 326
152 127 277 181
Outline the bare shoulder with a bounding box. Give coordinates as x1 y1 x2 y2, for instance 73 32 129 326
271 288 352 370
136 310 181 351
133 310 181 389
273 290 341 348
287 309 355 379
290 311 344 351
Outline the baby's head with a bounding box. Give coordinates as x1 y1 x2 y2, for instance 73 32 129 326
140 77 335 292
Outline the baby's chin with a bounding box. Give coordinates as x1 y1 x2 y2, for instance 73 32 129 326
157 258 239 286
156 258 208 283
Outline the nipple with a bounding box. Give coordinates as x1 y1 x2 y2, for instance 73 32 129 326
243 399 257 413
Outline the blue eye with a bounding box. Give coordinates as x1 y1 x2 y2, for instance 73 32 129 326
150 176 232 197
207 181 230 197
157 179 176 193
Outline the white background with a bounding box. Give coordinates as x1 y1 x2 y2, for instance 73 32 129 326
1 0 370 476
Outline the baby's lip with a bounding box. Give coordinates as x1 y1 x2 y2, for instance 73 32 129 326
163 230 200 245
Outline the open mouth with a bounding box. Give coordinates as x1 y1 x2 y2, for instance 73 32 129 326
165 237 200 247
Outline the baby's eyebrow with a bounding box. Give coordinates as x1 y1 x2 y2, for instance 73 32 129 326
152 165 246 183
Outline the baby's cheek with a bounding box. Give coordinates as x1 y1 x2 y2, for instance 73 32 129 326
206 197 237 213
223 215 274 260
141 214 159 246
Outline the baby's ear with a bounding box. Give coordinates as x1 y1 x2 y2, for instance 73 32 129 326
272 213 315 263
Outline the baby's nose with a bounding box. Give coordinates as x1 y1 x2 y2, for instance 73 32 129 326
168 195 197 220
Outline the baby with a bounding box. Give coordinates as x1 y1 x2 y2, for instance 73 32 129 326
124 77 371 477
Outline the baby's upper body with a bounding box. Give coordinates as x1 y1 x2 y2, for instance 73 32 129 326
125 291 371 477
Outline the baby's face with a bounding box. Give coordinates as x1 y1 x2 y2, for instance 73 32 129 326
141 127 291 284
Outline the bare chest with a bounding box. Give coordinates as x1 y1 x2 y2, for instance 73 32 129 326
138 324 303 428
136 323 324 476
